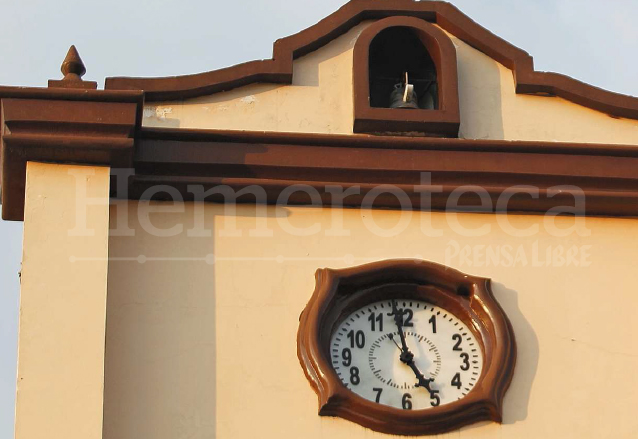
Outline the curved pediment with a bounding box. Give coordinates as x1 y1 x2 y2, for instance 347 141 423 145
105 0 638 121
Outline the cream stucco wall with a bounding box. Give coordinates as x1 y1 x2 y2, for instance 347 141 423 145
142 22 369 135
16 163 111 439
449 32 638 144
142 20 638 144
104 201 638 439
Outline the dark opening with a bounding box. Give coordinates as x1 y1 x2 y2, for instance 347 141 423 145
368 27 438 109
457 285 471 298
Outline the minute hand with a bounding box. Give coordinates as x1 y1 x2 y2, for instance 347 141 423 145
389 300 435 394
389 300 413 363
406 360 435 393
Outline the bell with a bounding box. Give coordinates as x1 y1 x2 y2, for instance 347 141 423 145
389 73 419 109
419 82 438 110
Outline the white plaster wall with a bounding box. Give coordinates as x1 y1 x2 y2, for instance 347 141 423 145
105 201 638 439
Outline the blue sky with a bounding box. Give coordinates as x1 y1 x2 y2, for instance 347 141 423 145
0 0 637 436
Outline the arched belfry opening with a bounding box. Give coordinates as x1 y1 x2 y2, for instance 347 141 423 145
368 27 438 110
353 16 460 137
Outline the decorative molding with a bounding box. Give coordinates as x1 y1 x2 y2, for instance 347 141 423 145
352 16 460 136
104 0 638 121
125 127 638 218
0 90 143 221
297 260 516 435
3 123 638 220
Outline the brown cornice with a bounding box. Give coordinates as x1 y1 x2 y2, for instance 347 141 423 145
0 86 143 103
104 0 638 120
125 127 638 218
3 117 638 221
0 89 144 221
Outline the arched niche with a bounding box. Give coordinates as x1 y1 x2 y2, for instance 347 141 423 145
353 16 460 137
369 27 438 110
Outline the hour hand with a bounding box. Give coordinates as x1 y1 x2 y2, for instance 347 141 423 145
388 333 414 363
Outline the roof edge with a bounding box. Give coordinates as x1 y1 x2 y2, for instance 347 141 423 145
104 0 638 119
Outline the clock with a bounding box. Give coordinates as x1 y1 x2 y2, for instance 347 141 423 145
297 260 516 435
330 299 484 410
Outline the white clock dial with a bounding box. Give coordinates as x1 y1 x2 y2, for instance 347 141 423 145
330 299 483 410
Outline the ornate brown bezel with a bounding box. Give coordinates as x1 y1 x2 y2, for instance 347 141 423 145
297 260 516 436
353 16 460 137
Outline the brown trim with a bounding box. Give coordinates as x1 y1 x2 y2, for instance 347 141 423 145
139 127 638 157
123 127 638 218
3 122 638 221
352 16 460 136
297 260 516 435
104 0 638 120
0 86 143 103
1 95 142 221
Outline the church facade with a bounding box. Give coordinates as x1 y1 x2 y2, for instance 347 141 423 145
2 1 638 438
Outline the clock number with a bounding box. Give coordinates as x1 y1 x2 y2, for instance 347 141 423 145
430 389 441 407
349 367 360 385
373 387 383 403
460 353 470 371
402 309 414 327
347 330 365 349
367 312 383 332
451 372 462 389
402 393 413 410
429 315 437 334
452 333 463 351
341 348 352 367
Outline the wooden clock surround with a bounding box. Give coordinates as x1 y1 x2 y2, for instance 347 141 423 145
297 260 517 435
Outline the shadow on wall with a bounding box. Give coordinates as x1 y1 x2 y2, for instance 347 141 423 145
453 35 505 140
102 204 218 438
292 23 368 88
492 282 539 424
102 202 290 439
176 22 370 117
142 105 182 129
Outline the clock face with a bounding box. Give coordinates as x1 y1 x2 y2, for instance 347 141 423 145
330 299 483 410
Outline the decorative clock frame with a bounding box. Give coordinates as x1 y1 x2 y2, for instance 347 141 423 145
297 260 516 435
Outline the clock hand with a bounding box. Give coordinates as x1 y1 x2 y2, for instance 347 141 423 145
388 333 403 352
406 360 435 394
388 301 436 396
388 300 414 364
389 332 436 395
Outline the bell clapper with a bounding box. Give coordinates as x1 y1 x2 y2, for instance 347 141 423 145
402 72 414 103
389 71 419 109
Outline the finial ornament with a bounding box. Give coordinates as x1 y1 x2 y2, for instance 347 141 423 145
61 45 86 81
48 45 97 89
